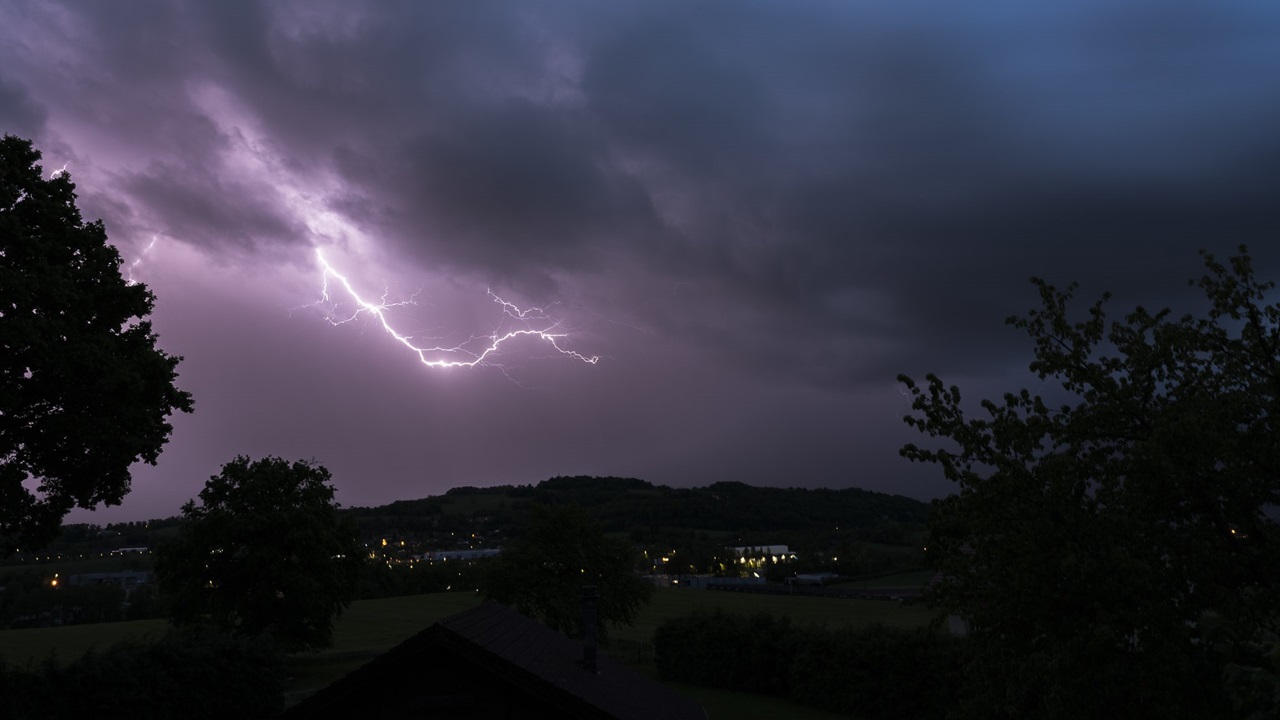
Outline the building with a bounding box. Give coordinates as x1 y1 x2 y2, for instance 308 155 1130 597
728 544 797 570
283 601 706 720
416 548 503 562
65 570 151 588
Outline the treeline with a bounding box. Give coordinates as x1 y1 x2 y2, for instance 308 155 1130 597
651 606 1274 718
348 476 930 581
350 476 929 551
16 476 928 561
654 609 964 719
356 560 489 600
0 562 491 630
0 573 165 628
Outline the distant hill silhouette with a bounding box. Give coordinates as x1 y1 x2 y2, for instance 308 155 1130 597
26 477 929 572
347 476 928 545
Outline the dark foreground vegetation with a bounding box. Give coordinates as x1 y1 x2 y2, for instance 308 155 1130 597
0 628 285 720
655 609 963 719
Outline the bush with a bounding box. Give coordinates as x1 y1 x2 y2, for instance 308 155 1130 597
0 628 285 720
654 609 965 719
788 624 964 719
124 583 167 621
654 608 803 697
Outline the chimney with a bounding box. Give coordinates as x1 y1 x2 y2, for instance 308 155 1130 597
580 584 598 674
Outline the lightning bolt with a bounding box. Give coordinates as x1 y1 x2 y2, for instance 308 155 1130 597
48 162 68 179
312 249 599 370
125 234 159 286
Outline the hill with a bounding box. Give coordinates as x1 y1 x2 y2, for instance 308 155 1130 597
349 476 926 538
7 477 931 586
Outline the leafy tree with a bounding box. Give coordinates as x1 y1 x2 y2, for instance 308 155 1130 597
898 247 1280 719
0 135 193 555
483 503 652 642
154 456 362 652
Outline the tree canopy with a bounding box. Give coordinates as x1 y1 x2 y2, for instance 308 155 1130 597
154 456 362 652
482 503 652 642
0 134 193 555
899 248 1280 718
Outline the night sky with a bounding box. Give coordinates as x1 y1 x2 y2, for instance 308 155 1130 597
3 1 1279 523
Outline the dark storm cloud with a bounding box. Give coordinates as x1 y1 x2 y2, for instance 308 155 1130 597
396 101 662 281
4 0 1278 391
2 0 1279 520
121 160 306 256
0 77 46 139
558 0 1280 385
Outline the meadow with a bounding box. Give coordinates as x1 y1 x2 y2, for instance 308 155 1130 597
0 588 933 719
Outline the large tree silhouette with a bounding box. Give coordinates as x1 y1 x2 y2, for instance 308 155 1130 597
155 456 362 652
483 503 652 642
0 135 192 555
900 248 1280 719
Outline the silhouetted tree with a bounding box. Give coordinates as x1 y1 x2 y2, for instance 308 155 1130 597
482 503 651 642
154 456 361 652
899 247 1280 719
0 135 193 555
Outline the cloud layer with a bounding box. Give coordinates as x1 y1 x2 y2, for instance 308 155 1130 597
3 1 1279 518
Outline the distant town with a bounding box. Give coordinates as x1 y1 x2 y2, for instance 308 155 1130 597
0 476 931 629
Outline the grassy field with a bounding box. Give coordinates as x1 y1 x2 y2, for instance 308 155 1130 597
614 587 932 644
0 587 932 665
312 592 483 655
0 594 483 668
0 617 169 666
2 589 929 717
656 677 854 720
841 569 935 589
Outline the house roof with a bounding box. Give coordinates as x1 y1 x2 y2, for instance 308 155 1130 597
436 601 704 720
285 600 706 720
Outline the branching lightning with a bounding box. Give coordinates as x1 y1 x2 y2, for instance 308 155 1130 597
48 162 68 180
312 249 598 370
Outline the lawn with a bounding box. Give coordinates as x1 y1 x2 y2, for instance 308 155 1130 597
660 678 856 720
2 588 929 716
316 591 483 656
0 594 482 669
841 569 936 589
613 587 933 645
0 587 932 666
0 617 168 666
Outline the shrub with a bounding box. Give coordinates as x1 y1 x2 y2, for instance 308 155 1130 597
654 609 965 719
0 628 285 720
654 608 803 697
789 623 964 719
